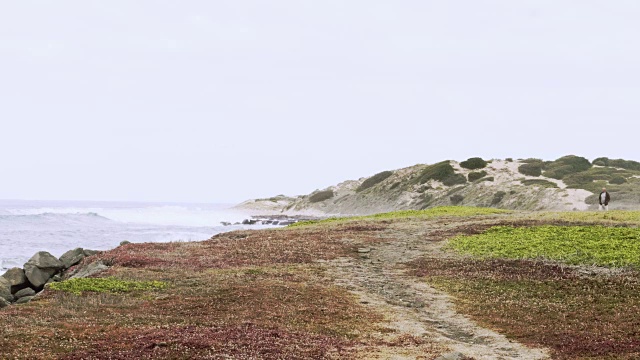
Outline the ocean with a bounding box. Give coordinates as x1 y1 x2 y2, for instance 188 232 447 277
0 200 262 272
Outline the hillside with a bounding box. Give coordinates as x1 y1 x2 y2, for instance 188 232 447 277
235 156 640 215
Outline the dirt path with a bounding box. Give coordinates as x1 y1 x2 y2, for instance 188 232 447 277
323 220 550 360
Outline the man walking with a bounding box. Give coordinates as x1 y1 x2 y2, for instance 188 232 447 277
599 187 611 211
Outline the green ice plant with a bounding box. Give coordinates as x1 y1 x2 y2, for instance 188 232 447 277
289 206 509 227
449 225 640 267
48 277 167 295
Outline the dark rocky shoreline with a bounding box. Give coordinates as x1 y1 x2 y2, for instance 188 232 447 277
0 248 103 308
221 214 324 226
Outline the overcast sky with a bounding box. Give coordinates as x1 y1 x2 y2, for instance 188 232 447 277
1 1 638 203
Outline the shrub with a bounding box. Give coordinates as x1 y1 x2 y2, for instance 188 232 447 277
479 177 494 182
593 157 640 171
442 174 467 186
491 191 507 205
610 176 627 185
520 179 559 188
416 161 455 184
518 163 542 177
468 171 487 182
460 157 487 170
308 190 334 203
543 155 592 179
505 158 513 162
450 194 464 205
356 171 394 192
520 158 545 164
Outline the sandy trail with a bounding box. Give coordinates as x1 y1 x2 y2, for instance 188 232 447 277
323 220 550 360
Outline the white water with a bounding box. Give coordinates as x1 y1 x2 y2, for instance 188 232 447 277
0 200 263 271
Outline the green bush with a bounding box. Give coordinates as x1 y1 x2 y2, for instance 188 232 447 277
520 158 545 164
308 190 334 203
479 177 494 182
460 157 487 170
520 179 559 188
492 191 507 205
505 158 513 162
593 157 640 171
543 155 592 179
356 171 394 192
468 171 488 182
518 163 542 177
442 174 467 186
450 194 464 204
416 161 455 184
610 176 627 185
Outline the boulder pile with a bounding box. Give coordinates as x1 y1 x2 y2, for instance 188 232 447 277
0 248 100 308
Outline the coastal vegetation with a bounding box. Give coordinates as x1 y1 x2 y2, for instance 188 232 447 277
236 155 640 215
448 225 640 267
356 171 394 192
5 206 640 358
459 157 488 170
467 170 487 182
48 277 166 295
308 190 334 203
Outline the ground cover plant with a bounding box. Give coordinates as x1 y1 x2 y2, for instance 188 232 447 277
527 210 640 225
410 257 640 359
520 179 558 188
448 225 640 267
0 229 385 359
48 277 166 295
288 206 509 228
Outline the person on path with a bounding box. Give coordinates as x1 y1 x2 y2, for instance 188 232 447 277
599 187 610 211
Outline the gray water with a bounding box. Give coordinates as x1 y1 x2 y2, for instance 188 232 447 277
0 200 262 271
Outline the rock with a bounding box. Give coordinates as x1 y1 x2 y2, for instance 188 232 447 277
0 297 10 308
24 251 64 288
59 248 86 269
15 296 34 304
220 222 231 226
24 267 57 289
0 277 13 302
357 248 371 253
119 240 131 246
1 267 27 287
14 287 36 299
435 352 466 360
83 249 100 257
70 261 109 279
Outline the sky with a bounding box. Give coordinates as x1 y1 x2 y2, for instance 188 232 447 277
1 1 639 203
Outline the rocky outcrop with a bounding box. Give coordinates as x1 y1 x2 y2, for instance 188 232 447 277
69 261 109 279
0 247 102 309
0 277 13 303
2 267 27 290
14 287 36 299
24 252 64 288
59 248 86 269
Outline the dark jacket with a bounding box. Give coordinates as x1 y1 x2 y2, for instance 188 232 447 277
599 191 610 206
